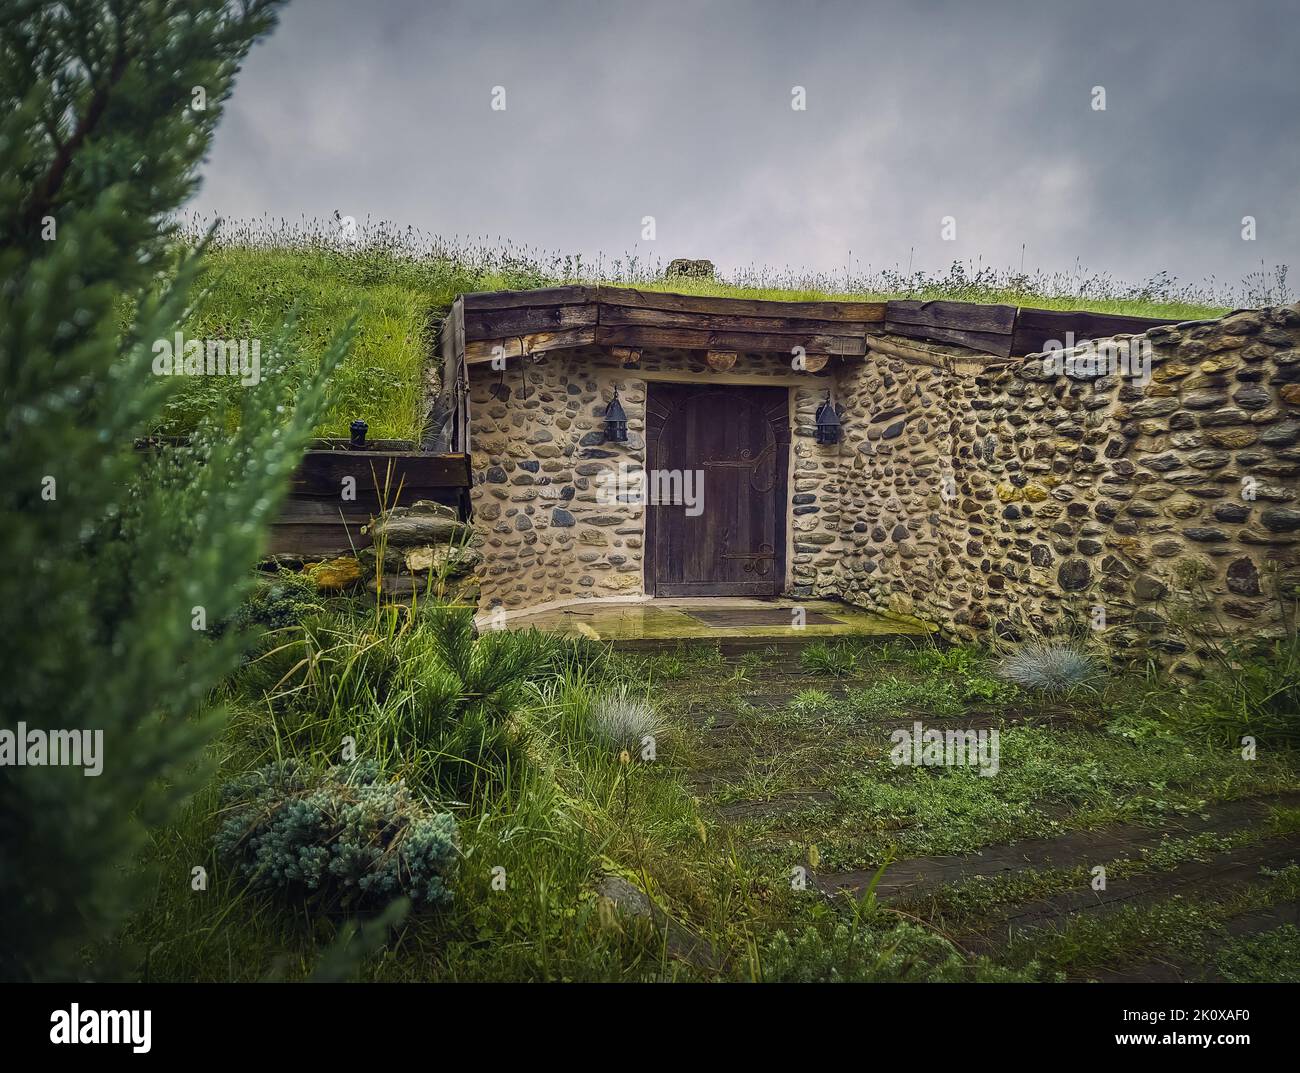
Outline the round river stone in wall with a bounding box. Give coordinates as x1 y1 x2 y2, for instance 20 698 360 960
1057 559 1091 591
1226 557 1262 596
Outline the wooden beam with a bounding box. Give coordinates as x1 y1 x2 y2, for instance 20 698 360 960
635 367 828 387
598 301 880 339
463 301 598 341
885 322 1013 358
266 521 371 557
464 327 598 363
459 285 594 311
597 285 886 323
450 288 1185 366
885 300 1017 358
1010 307 1181 356
593 323 866 356
436 297 469 452
292 451 472 497
867 335 977 368
274 489 402 515
887 300 1018 334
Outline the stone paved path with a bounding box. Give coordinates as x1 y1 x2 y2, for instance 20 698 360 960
654 637 1300 981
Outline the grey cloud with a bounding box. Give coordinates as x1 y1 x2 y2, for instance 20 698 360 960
193 0 1300 293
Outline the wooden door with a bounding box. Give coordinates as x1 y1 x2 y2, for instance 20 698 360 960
645 382 789 597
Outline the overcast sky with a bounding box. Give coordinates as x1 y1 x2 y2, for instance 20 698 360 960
191 0 1300 296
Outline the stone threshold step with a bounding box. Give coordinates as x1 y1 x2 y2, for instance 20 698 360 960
611 634 915 657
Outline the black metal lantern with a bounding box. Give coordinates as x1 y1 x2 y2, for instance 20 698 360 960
603 386 628 443
350 418 368 447
814 392 841 445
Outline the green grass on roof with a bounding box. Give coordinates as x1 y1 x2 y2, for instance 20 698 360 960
150 217 1288 440
610 278 1229 321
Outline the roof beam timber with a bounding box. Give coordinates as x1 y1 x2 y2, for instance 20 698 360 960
464 327 597 364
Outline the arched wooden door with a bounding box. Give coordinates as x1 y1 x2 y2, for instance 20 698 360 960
644 382 789 597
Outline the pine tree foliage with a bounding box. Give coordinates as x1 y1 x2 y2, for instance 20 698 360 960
0 1 352 980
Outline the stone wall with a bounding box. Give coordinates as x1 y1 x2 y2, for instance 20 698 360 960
467 346 832 611
821 347 965 625
468 349 643 610
465 305 1300 661
788 380 844 598
829 305 1300 663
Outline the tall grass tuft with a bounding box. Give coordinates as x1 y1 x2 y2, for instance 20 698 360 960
801 641 858 678
997 643 1100 695
243 603 561 802
587 689 664 752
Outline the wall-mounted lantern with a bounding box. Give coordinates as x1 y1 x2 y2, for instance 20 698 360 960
814 392 841 446
603 386 628 443
350 418 368 447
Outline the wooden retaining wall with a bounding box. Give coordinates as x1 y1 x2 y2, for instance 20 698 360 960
275 442 471 556
136 437 472 559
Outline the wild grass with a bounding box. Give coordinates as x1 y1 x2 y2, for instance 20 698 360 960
105 596 1300 982
616 258 1275 320
108 598 704 980
800 640 857 677
906 818 1300 927
157 214 1293 440
842 675 966 717
999 864 1300 978
108 595 816 981
680 651 1300 873
1214 923 1300 983
805 724 1300 868
154 215 570 441
788 688 834 718
1103 591 1300 747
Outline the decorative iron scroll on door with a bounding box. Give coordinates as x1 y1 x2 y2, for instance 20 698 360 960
720 537 776 576
703 441 777 493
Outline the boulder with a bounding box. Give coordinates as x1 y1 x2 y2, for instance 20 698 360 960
304 556 362 591
366 500 469 546
403 544 484 578
665 258 715 280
